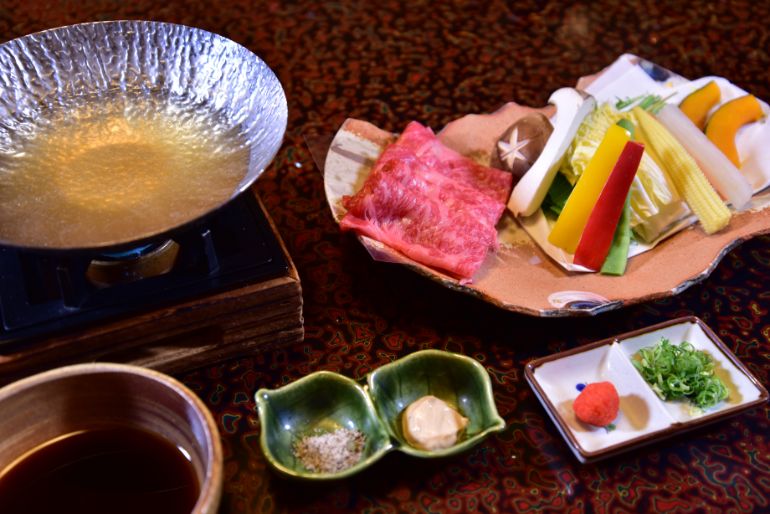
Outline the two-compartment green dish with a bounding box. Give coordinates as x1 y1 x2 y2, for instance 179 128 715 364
255 349 505 480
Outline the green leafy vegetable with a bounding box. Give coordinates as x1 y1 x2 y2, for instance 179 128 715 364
615 93 675 114
541 173 573 219
559 103 684 243
633 338 728 409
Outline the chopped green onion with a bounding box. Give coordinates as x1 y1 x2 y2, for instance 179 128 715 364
632 338 728 409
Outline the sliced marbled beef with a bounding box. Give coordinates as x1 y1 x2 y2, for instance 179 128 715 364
341 121 512 280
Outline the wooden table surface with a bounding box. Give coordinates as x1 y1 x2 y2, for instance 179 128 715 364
3 1 770 512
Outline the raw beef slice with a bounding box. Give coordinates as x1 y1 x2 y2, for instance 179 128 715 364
340 121 512 280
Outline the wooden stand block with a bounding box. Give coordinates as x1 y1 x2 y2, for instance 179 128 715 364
0 196 303 384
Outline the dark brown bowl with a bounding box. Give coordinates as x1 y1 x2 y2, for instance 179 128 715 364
0 363 223 513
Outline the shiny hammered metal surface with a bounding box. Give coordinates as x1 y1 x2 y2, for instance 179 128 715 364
0 21 287 250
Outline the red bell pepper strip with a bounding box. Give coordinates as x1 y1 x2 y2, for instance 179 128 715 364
574 141 645 271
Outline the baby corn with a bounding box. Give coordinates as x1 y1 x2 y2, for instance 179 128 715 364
633 107 730 235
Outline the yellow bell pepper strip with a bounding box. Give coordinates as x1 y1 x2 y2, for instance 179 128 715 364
705 94 764 167
574 141 644 271
679 81 721 131
548 123 630 253
634 107 731 234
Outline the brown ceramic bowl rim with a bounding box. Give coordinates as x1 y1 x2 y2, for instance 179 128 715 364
0 362 223 514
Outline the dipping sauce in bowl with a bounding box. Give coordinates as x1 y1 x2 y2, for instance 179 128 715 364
0 363 223 514
0 426 199 514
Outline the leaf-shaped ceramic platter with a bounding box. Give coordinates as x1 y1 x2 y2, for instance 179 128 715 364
323 55 770 316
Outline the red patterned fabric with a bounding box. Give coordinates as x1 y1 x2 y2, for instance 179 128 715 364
3 1 770 512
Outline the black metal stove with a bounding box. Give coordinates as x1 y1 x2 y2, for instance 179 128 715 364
0 192 288 348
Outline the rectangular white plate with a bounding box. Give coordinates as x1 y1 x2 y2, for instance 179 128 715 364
525 316 768 463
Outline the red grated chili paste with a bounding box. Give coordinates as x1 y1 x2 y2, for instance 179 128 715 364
573 381 619 427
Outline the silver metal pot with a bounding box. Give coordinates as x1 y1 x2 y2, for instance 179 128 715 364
0 21 287 252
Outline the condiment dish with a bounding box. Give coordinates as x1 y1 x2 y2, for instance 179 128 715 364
367 349 506 458
255 350 505 479
525 316 768 463
255 371 392 480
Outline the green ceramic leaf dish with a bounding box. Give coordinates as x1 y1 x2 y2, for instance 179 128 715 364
367 349 506 458
255 371 392 480
255 350 505 480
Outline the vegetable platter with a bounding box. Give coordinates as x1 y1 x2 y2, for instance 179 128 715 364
324 54 770 316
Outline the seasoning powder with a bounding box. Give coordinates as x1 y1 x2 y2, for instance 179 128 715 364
293 428 366 473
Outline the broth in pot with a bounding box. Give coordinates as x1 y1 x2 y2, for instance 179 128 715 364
0 95 250 249
0 21 288 251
